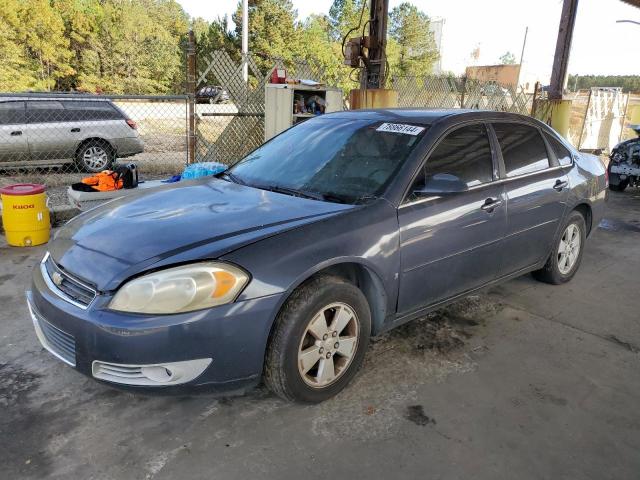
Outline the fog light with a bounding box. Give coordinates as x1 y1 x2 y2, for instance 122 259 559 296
141 365 176 383
92 358 211 386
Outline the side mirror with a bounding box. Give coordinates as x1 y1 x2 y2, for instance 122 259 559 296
413 173 469 197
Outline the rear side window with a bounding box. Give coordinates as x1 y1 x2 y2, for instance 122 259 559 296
63 101 122 121
0 101 25 125
26 100 65 123
545 133 572 166
406 124 494 202
493 123 550 177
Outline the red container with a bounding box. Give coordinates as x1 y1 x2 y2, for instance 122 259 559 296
270 67 287 84
0 183 46 196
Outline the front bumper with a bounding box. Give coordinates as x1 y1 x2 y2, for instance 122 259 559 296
28 263 283 392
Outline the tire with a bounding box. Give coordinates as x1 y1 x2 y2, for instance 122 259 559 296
609 181 628 192
76 140 115 173
264 274 371 403
608 171 629 192
532 211 587 285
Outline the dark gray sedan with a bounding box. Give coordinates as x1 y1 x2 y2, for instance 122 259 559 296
28 109 607 403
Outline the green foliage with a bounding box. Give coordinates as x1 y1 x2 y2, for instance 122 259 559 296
0 0 441 95
328 0 368 41
388 2 439 77
298 14 358 94
195 15 239 62
498 51 517 65
1 0 73 91
568 75 640 93
233 0 300 73
0 0 189 94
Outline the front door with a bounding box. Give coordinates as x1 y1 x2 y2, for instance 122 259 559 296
490 122 569 275
0 101 28 163
397 123 507 315
26 100 77 161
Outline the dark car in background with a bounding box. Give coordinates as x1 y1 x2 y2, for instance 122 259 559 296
27 109 607 403
0 94 144 172
196 85 231 104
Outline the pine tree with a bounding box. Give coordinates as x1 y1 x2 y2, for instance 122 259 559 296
389 2 439 77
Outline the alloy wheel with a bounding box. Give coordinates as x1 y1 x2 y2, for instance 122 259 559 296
83 146 109 170
558 223 581 275
297 302 359 388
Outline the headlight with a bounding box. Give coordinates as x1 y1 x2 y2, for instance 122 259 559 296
109 262 249 314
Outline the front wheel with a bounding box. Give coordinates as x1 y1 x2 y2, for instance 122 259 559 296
533 211 586 284
264 275 371 403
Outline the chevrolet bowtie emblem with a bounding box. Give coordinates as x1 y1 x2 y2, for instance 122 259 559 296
51 272 64 287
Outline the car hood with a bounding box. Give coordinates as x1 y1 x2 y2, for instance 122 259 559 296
51 178 354 291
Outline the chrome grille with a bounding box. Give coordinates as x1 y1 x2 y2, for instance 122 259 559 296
27 298 76 366
41 253 96 308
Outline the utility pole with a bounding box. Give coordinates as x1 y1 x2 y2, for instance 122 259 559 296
242 0 249 82
549 0 579 100
365 0 390 89
186 29 196 164
516 26 528 89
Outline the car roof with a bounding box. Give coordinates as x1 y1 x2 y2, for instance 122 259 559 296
0 93 112 102
324 108 540 126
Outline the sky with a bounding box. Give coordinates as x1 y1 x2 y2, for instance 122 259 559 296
176 0 639 80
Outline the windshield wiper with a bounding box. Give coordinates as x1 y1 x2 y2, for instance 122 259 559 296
257 184 348 204
220 171 247 186
263 185 324 200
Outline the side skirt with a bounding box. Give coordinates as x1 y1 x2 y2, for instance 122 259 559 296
379 261 546 335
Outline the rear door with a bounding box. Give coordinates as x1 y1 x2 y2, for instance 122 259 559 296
397 123 507 314
0 101 28 162
491 122 569 276
63 100 128 144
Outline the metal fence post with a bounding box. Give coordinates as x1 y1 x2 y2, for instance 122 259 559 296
186 30 196 164
531 81 540 117
577 88 592 150
620 93 630 143
460 75 467 109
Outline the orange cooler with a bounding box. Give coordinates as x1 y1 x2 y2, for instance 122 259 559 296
0 184 50 247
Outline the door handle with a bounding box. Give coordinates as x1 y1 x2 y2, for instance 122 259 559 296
10 131 22 136
481 198 502 212
71 127 81 133
553 179 568 191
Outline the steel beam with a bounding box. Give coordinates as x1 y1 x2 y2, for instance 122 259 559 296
365 0 390 89
549 0 579 100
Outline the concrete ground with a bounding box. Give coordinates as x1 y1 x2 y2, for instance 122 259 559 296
1 191 639 480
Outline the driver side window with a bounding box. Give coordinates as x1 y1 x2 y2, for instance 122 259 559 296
405 124 494 203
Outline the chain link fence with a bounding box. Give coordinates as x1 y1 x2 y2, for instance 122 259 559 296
0 93 189 206
193 50 343 166
3 59 638 209
392 75 535 114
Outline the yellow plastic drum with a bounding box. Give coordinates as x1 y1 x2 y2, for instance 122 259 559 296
0 184 50 247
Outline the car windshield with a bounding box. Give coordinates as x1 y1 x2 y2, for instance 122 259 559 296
226 117 427 204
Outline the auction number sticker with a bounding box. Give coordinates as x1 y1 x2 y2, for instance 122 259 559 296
376 123 425 135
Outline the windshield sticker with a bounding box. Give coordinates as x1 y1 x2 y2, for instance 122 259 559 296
376 123 425 135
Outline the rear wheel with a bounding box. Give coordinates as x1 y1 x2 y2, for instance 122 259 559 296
533 211 586 284
264 275 371 403
76 140 114 173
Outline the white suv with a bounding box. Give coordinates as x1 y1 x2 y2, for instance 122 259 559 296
0 95 144 172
